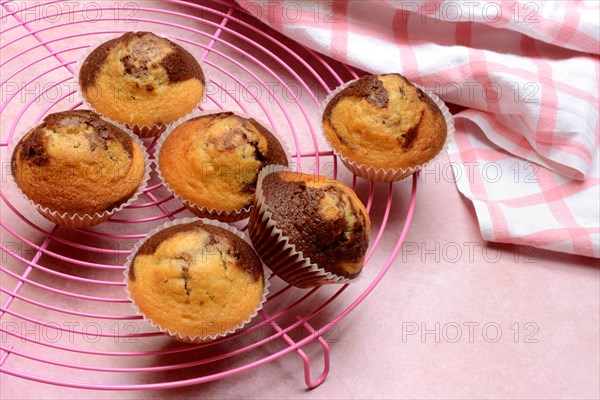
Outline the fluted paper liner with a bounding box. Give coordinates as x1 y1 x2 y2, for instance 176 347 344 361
9 115 150 228
321 77 455 182
75 32 206 138
123 217 270 343
156 109 291 222
248 164 360 289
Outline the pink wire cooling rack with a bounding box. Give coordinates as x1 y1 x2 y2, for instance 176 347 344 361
0 0 418 390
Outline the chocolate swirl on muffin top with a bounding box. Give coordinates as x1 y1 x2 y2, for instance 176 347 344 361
261 171 370 279
159 112 288 217
79 32 205 127
322 73 447 171
127 221 265 339
80 32 204 90
11 110 144 214
130 221 263 282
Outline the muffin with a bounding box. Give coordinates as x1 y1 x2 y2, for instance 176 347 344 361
79 31 205 137
248 166 370 288
322 73 448 181
126 220 266 341
158 112 288 221
10 110 146 227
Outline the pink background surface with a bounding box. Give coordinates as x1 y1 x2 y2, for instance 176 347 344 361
1 1 598 399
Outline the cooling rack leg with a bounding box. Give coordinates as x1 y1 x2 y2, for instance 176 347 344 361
258 310 330 389
296 316 331 389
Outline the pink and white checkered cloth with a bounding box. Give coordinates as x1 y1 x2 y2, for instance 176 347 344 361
236 0 600 258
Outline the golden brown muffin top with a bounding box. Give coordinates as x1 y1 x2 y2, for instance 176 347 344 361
80 31 204 91
11 110 145 215
159 112 288 213
79 32 205 127
323 73 447 170
261 171 370 279
128 221 264 338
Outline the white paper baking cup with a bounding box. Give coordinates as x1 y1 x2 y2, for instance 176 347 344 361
123 217 271 343
9 113 150 228
156 109 291 222
75 32 207 138
123 123 169 139
248 164 364 289
321 75 455 182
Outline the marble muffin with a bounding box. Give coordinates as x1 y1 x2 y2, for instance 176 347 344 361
249 170 370 286
158 112 288 221
11 110 145 225
127 221 265 341
79 31 205 131
323 73 447 175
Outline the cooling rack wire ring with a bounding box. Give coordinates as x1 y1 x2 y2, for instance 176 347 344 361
0 0 418 390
